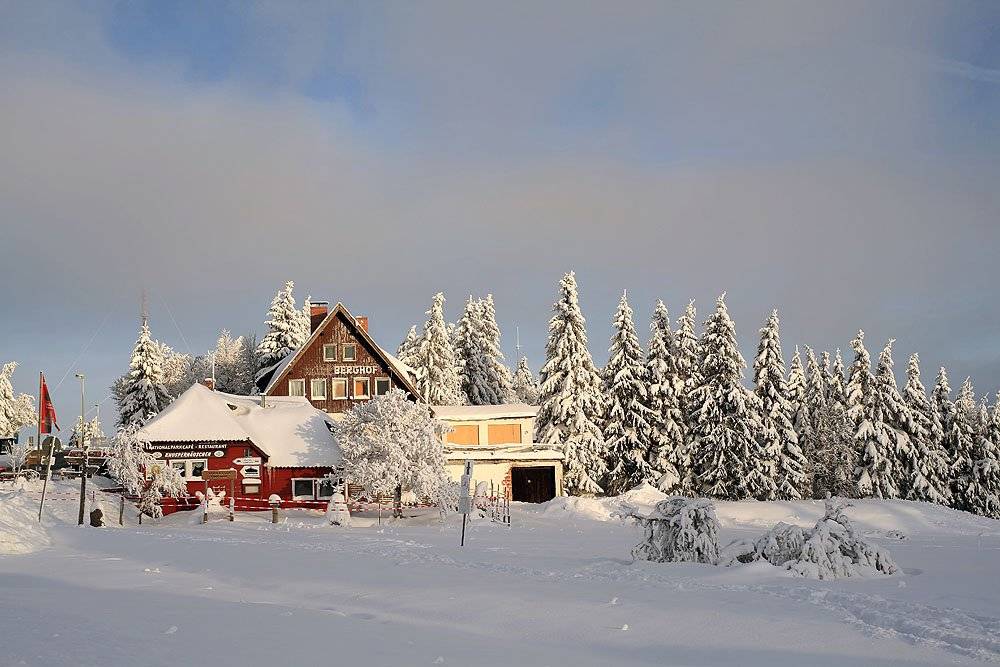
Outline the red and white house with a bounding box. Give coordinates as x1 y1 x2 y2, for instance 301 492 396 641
138 382 343 511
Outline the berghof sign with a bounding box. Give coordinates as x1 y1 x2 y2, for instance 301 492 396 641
332 365 379 375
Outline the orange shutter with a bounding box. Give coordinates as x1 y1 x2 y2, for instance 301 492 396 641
447 425 480 445
487 423 521 444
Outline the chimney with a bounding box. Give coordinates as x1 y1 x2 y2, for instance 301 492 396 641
200 378 216 391
310 300 329 333
355 316 368 333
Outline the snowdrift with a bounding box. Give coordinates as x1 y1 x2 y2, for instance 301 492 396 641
0 489 50 554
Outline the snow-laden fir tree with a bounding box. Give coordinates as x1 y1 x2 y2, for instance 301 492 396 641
690 294 769 500
334 389 449 517
414 293 463 405
801 347 828 494
535 272 606 495
873 340 915 497
847 331 889 498
644 301 689 494
753 311 803 500
479 295 515 402
453 297 503 405
807 347 857 498
602 291 657 495
828 350 848 409
512 356 540 405
0 362 35 440
297 295 313 346
674 300 701 463
118 317 173 428
786 347 809 445
902 353 951 504
255 281 307 373
396 325 422 370
950 381 1000 518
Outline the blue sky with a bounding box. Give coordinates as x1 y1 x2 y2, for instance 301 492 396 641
1 1 999 427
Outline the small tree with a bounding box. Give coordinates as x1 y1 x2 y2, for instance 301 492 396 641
106 425 186 522
512 357 540 405
631 497 721 565
335 389 449 517
396 325 422 370
0 361 35 446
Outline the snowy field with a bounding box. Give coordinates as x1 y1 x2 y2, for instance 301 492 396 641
2 480 999 666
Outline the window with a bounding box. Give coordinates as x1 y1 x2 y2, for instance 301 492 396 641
288 379 306 397
323 344 337 362
374 377 391 396
317 477 341 499
331 378 348 399
488 423 522 444
292 478 315 500
353 377 370 398
447 424 480 446
310 378 327 400
169 459 207 480
342 343 357 362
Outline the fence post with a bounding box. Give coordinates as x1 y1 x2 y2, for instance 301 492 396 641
119 495 125 526
229 497 235 522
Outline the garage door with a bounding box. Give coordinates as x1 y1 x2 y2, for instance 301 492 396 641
510 466 556 503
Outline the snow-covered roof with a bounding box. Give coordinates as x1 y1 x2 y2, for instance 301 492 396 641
431 403 538 421
445 444 563 462
140 384 340 468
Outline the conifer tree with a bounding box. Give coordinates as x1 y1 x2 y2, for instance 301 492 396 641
644 301 689 494
118 317 172 427
848 331 894 498
255 281 307 372
690 294 769 500
828 349 848 409
674 301 701 467
602 292 657 495
802 347 828 494
874 340 915 496
933 367 958 462
414 293 463 405
787 347 809 444
951 380 1000 518
902 353 951 504
753 311 803 500
479 295 515 402
454 297 502 404
512 357 540 405
396 325 422 369
535 272 606 495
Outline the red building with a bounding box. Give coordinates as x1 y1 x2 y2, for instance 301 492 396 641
138 382 342 510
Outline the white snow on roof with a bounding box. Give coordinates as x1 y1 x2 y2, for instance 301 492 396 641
431 403 538 421
444 444 563 462
378 346 418 385
261 351 297 394
139 383 248 443
140 384 340 468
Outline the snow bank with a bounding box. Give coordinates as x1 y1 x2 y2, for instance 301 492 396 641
0 489 50 554
538 483 669 522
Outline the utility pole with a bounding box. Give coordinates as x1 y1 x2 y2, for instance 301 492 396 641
76 373 87 526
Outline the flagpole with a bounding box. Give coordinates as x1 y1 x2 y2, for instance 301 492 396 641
37 372 48 522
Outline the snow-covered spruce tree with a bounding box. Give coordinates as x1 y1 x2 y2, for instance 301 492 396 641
602 292 657 495
645 301 689 494
873 340 915 498
535 272 606 495
453 297 502 405
334 389 449 517
753 311 803 500
213 330 256 395
255 281 307 373
118 318 173 428
479 295 515 402
512 356 540 405
690 294 769 500
828 349 848 410
68 414 105 450
297 295 313 346
808 348 857 498
902 354 951 504
674 300 701 474
631 497 721 565
396 325 422 370
414 293 463 405
0 362 35 440
848 331 895 499
801 347 829 495
950 381 1000 518
786 347 810 447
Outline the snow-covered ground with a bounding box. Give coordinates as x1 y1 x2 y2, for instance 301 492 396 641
2 480 999 666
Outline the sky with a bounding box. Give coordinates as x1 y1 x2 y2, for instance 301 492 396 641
1 1 999 429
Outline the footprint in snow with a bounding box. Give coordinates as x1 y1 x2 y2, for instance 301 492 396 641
164 626 178 635
433 658 445 664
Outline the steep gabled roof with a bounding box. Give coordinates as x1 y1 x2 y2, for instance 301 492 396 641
139 383 249 443
262 302 420 399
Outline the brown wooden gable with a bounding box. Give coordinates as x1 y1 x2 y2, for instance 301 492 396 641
264 303 419 413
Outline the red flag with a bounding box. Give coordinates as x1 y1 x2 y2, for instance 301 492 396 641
39 374 59 434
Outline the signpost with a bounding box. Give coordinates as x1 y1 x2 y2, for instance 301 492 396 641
201 469 237 524
459 460 474 547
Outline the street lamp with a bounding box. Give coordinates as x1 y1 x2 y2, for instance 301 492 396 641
75 373 86 526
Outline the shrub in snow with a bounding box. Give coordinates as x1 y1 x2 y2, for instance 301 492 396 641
786 498 898 579
631 497 720 565
752 522 807 567
107 425 186 522
0 361 35 443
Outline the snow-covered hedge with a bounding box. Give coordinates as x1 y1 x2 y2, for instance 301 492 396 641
631 497 720 565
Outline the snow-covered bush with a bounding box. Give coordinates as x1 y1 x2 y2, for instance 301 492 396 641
786 499 898 579
631 497 720 565
107 425 186 522
752 522 807 567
